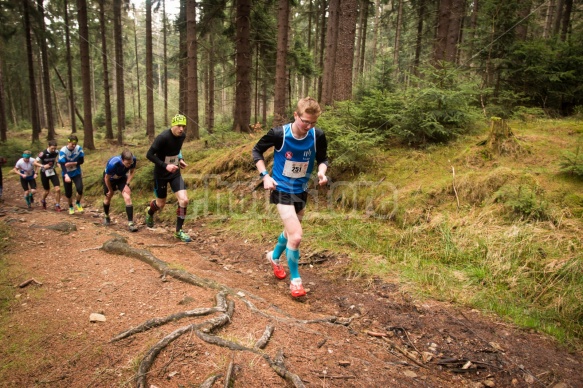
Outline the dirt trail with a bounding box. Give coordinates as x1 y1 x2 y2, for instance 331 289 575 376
0 179 580 387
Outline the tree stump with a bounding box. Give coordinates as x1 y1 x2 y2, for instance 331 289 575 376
486 117 522 156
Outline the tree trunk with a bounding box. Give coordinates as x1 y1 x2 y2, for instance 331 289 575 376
52 83 64 128
560 0 573 42
186 0 199 141
23 0 41 142
321 0 339 106
444 0 465 64
38 0 56 141
206 32 215 134
99 0 114 140
393 0 403 73
273 0 290 126
63 0 77 133
163 0 168 127
515 0 531 41
77 0 95 149
37 48 46 130
552 0 564 37
357 0 368 81
433 0 451 64
317 0 327 102
232 0 252 133
543 0 556 39
332 0 358 102
178 3 186 115
53 67 84 127
0 54 7 141
413 0 426 75
370 0 380 69
146 0 155 141
132 4 142 122
114 0 125 145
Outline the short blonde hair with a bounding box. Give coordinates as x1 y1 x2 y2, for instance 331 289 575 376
296 97 321 117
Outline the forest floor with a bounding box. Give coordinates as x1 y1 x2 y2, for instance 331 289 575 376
0 178 581 388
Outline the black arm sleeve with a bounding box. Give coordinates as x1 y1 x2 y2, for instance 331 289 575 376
315 128 329 166
77 156 84 166
146 136 167 170
252 126 284 163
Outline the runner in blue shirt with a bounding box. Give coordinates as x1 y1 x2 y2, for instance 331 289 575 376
13 150 38 209
58 135 85 215
252 97 329 298
102 149 138 232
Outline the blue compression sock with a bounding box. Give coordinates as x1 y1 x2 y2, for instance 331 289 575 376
272 232 288 261
286 246 300 279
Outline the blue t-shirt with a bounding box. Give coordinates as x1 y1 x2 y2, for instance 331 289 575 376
58 145 85 178
272 123 317 193
104 155 137 181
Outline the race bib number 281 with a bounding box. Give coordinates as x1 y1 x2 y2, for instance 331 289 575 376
282 160 308 178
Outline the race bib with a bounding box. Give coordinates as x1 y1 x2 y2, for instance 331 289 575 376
282 160 309 178
165 155 179 166
45 169 55 177
66 165 77 172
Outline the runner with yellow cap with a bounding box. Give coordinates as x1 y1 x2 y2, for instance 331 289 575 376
145 114 192 242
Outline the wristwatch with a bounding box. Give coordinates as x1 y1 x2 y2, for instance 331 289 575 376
259 171 269 178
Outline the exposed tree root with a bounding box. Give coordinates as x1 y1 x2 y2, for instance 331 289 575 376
135 298 235 388
110 292 229 343
100 236 341 387
199 374 222 388
255 325 274 349
18 278 43 288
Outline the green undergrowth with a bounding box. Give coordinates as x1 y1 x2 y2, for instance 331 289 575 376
1 118 582 348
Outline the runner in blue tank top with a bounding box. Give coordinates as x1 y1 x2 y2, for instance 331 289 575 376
102 149 138 232
252 97 329 298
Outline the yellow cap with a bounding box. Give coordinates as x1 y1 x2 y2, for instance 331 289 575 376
171 114 187 126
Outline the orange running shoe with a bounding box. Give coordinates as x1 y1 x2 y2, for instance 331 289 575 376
266 251 286 279
290 279 306 298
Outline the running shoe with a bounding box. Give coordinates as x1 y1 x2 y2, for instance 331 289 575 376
145 207 154 227
41 200 47 210
103 216 111 226
128 222 138 232
68 207 75 215
55 204 62 212
266 251 286 279
75 203 84 213
174 229 192 242
290 279 307 298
